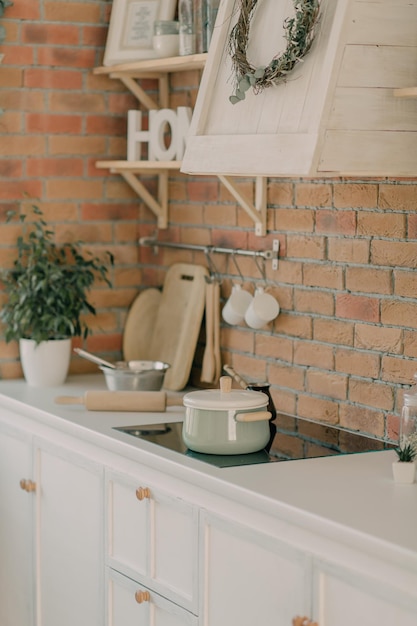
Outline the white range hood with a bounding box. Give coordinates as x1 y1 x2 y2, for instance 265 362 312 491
181 0 417 178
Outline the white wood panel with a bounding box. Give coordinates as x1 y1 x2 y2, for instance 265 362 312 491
200 511 312 626
339 45 417 88
346 2 417 45
318 130 417 175
106 470 198 613
36 443 104 626
0 425 34 626
314 560 417 626
328 87 417 131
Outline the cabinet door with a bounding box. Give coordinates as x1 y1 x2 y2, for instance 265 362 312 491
36 442 104 626
106 470 198 612
200 511 311 626
313 560 417 626
0 423 34 626
107 568 198 626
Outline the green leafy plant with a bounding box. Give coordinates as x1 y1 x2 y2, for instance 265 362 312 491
394 442 417 463
0 204 114 345
0 0 13 46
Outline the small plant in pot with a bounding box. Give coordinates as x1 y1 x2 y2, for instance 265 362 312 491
0 204 114 387
392 438 417 484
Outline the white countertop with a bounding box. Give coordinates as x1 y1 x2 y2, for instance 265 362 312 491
1 374 416 574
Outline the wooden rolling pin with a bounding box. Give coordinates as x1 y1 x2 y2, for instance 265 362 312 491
55 390 184 412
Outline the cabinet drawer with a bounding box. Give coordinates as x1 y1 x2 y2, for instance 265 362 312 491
106 470 198 612
107 568 198 626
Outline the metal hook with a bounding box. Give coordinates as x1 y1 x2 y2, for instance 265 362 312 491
204 247 222 283
254 254 268 287
231 251 244 285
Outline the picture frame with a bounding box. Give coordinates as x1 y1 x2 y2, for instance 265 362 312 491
103 0 177 66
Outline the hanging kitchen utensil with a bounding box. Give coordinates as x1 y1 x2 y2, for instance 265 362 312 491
212 279 222 382
147 263 209 391
201 278 216 383
123 288 162 361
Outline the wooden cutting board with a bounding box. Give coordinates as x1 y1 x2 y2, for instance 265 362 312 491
147 263 209 391
123 288 162 361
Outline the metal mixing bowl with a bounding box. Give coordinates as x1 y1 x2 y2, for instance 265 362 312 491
99 361 170 391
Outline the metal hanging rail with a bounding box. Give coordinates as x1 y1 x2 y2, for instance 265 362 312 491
138 237 279 269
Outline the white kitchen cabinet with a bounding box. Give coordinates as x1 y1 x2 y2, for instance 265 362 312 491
1 377 417 626
0 420 34 626
35 440 104 626
200 511 312 626
313 559 417 626
107 568 198 626
106 469 199 613
0 412 104 626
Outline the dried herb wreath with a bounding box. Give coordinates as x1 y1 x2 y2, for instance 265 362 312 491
228 0 320 104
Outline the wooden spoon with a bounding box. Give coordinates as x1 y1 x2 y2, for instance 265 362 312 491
201 280 216 383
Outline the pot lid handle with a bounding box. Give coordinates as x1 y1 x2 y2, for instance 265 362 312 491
220 376 232 394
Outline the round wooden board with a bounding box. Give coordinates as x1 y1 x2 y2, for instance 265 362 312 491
122 288 162 362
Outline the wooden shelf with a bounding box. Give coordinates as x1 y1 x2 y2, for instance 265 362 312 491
393 87 417 98
96 160 182 173
94 52 267 235
93 53 207 78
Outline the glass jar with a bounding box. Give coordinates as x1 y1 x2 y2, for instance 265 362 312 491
153 20 179 36
400 392 417 447
152 20 180 58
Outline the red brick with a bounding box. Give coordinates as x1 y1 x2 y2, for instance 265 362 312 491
22 23 80 45
379 184 417 211
37 47 95 68
313 318 354 346
371 240 417 268
26 113 82 134
381 300 417 329
306 370 347 400
295 183 332 207
335 348 380 378
349 379 394 411
315 209 356 235
354 324 402 354
339 405 384 438
357 211 406 237
297 395 339 424
286 235 326 259
345 267 392 295
26 158 84 177
303 263 344 289
24 68 83 90
336 294 379 323
327 237 369 263
272 208 314 231
333 183 378 209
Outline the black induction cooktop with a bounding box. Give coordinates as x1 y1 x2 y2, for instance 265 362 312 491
113 414 396 469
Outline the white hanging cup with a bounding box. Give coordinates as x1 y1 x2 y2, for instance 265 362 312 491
244 287 279 329
222 284 253 325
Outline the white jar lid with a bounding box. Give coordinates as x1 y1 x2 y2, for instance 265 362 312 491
183 388 268 411
403 392 417 406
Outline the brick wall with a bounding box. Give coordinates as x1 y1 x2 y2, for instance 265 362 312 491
1 0 417 443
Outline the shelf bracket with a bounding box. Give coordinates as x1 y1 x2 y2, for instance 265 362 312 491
217 175 267 237
112 75 160 109
119 170 168 228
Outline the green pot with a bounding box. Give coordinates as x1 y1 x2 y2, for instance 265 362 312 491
182 386 271 455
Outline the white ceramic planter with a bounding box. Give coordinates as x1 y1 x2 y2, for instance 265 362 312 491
392 461 416 484
19 338 72 387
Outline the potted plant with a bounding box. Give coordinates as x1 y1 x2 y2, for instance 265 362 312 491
392 439 417 484
0 204 114 386
0 0 13 57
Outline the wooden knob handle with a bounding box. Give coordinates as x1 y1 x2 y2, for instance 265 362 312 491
219 376 232 393
292 617 319 626
136 486 150 501
20 479 36 493
135 590 150 604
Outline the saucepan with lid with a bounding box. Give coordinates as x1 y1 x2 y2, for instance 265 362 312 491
182 376 271 455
